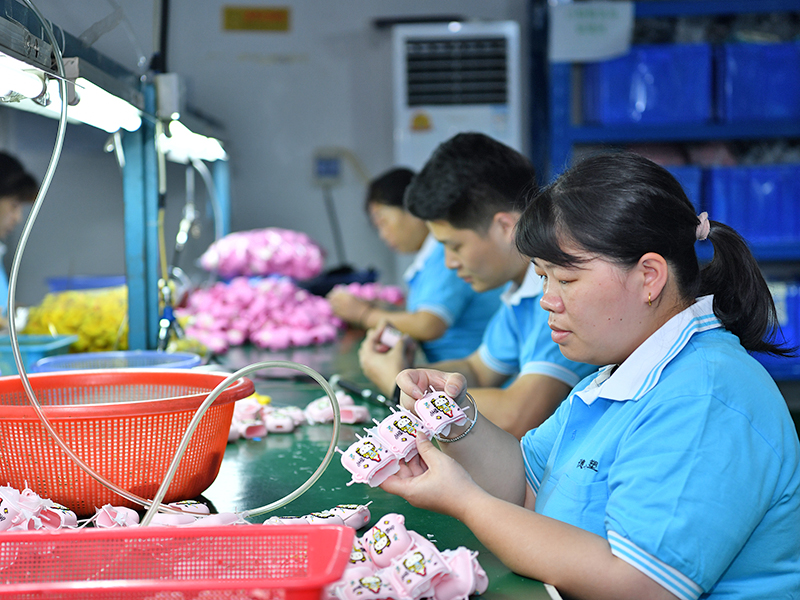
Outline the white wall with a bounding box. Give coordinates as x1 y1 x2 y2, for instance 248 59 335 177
1 0 528 306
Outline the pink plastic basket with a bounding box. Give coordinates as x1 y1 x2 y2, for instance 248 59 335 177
0 524 354 599
0 369 254 517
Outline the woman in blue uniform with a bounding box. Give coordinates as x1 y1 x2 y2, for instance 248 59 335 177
0 152 37 323
380 152 800 599
328 167 502 363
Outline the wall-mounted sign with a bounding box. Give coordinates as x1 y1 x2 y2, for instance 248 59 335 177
223 6 291 32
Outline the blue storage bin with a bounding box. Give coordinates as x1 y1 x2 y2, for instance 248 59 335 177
46 275 126 292
716 42 800 122
704 165 800 245
752 280 800 379
31 350 202 372
665 165 703 212
583 43 713 125
0 334 78 376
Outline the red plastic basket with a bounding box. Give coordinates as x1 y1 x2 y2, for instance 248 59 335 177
0 524 354 599
0 369 254 516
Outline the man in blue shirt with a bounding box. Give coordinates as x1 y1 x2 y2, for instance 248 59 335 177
359 134 596 438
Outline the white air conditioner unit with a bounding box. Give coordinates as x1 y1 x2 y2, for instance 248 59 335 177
392 21 522 170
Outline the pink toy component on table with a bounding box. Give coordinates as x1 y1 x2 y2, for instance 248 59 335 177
166 499 210 516
363 512 414 569
332 571 400 600
263 407 297 432
325 511 490 600
433 547 490 600
414 387 468 438
339 536 377 582
340 404 371 424
387 532 451 600
94 505 140 528
330 503 372 529
304 390 354 424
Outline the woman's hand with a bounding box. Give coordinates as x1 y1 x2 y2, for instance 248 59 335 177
379 435 483 520
326 289 371 326
395 367 468 412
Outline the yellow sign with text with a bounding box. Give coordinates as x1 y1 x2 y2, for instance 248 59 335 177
223 6 290 32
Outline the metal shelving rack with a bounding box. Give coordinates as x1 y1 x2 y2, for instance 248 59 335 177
529 0 800 381
530 0 800 263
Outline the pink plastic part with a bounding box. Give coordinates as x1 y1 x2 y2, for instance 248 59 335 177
147 512 197 527
330 504 371 529
331 571 400 600
264 410 296 433
236 419 268 439
414 389 467 437
340 404 371 424
364 513 413 569
262 515 310 525
373 407 430 460
0 487 23 532
187 512 244 527
305 390 354 424
386 532 451 600
339 435 400 488
434 547 483 600
303 511 346 526
38 503 78 530
378 324 402 349
347 536 375 571
94 505 140 528
166 499 210 516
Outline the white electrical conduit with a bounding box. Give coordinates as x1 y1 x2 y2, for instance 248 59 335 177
191 157 224 242
11 1 343 522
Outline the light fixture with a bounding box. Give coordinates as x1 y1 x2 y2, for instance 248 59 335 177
38 76 142 132
159 119 227 163
0 54 143 133
0 54 46 99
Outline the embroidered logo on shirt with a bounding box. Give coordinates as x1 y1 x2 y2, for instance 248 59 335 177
576 458 599 472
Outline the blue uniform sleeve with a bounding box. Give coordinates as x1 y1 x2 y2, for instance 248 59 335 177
478 301 519 376
406 243 474 326
479 295 597 385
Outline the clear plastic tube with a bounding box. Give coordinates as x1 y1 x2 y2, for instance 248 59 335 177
9 0 182 514
141 360 341 526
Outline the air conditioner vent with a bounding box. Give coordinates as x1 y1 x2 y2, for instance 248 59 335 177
405 37 508 106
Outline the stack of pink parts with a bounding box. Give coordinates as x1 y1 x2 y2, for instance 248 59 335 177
325 512 488 600
338 388 469 487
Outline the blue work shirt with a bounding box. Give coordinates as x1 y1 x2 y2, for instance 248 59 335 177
0 242 8 316
478 263 596 386
404 235 502 363
522 295 800 599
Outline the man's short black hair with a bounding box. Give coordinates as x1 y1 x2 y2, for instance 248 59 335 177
404 133 537 231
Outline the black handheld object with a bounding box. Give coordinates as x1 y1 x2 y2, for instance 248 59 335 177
329 374 398 409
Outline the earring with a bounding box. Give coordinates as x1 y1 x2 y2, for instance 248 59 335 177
648 292 652 307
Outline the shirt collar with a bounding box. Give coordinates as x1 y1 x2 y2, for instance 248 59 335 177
500 262 542 307
403 233 438 283
574 295 722 406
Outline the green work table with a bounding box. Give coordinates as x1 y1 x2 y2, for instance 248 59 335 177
204 333 552 599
